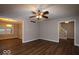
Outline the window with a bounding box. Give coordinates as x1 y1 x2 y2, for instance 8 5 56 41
0 28 5 34
0 24 13 34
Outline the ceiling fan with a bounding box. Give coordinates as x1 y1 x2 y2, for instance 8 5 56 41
29 10 49 23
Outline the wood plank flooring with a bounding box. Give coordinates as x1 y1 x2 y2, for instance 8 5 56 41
0 38 79 55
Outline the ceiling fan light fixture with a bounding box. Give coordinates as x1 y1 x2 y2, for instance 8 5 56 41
40 13 43 15
36 15 42 19
39 15 42 18
36 16 39 18
30 10 49 23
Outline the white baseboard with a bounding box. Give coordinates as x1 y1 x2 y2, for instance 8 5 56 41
22 38 59 43
39 38 59 43
22 39 38 43
74 43 79 46
43 39 59 43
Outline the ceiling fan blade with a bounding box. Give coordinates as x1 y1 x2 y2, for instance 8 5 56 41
30 21 36 23
43 15 48 19
32 11 36 14
43 11 49 15
29 16 36 18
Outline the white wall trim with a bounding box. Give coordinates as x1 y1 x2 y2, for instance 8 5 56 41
74 20 77 46
39 38 59 43
75 43 79 46
22 20 25 43
22 39 38 43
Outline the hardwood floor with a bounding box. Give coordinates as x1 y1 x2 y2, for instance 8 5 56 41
0 38 79 55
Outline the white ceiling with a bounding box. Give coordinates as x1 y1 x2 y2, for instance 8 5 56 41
0 4 79 20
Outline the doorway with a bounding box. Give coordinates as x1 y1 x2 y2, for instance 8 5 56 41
0 18 23 41
58 21 75 45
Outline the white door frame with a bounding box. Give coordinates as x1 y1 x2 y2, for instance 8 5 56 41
17 20 24 43
22 20 24 43
58 20 76 45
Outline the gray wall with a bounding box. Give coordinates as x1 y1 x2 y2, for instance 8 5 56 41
39 20 59 42
39 17 79 46
22 19 39 43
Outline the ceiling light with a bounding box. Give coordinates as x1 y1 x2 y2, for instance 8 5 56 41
39 16 42 18
65 21 69 23
36 16 39 18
